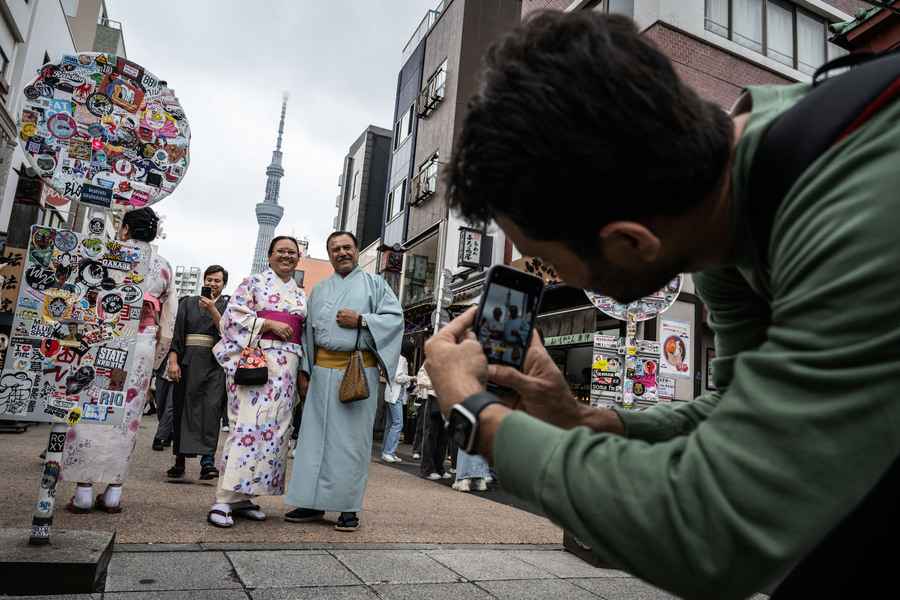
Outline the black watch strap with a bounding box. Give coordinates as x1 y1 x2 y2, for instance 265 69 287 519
450 391 501 454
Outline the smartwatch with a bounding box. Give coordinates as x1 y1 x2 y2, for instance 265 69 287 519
448 392 501 454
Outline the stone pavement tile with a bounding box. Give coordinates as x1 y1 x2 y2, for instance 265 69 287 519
332 550 462 584
477 578 600 599
105 592 250 600
115 544 203 553
371 582 493 600
426 549 555 581
509 550 630 579
571 577 677 599
228 551 361 589
105 550 242 592
2 596 100 599
250 587 378 600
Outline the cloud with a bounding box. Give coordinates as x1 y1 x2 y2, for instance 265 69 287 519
106 0 439 291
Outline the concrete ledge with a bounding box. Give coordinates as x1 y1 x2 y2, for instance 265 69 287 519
0 528 115 595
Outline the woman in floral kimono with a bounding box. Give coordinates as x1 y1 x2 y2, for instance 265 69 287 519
63 207 177 513
208 236 307 528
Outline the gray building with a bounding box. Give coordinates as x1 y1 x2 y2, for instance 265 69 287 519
334 125 392 251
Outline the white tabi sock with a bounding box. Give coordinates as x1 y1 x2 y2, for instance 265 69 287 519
103 485 122 507
74 485 94 509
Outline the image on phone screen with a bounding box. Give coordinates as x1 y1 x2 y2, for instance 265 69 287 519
477 283 539 369
201 286 212 299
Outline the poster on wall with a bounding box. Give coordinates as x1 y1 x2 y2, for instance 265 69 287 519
658 376 675 402
627 340 660 404
660 319 692 379
18 53 190 209
590 334 621 407
0 226 146 426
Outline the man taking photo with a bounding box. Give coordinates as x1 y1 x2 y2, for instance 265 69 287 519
424 10 900 600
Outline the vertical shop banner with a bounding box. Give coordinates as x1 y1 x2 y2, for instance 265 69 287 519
590 334 621 407
628 340 660 404
660 319 692 379
0 226 145 426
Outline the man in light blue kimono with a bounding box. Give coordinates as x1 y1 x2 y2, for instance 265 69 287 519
284 231 403 531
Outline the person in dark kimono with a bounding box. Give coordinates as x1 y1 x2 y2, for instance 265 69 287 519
165 265 230 481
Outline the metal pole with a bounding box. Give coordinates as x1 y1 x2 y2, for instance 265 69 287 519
29 423 68 546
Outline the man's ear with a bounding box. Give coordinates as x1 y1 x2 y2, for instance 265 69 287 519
598 222 661 264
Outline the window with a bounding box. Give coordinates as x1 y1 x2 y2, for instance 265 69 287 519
705 1 831 75
393 106 413 150
413 154 439 203
586 0 634 16
351 171 360 199
386 179 406 221
417 59 447 118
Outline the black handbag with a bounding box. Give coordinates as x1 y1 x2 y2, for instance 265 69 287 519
234 317 268 386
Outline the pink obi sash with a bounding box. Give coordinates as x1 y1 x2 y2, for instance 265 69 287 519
139 294 161 332
258 310 303 344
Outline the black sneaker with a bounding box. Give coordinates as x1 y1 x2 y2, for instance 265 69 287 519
284 508 325 523
166 465 185 479
335 512 359 532
152 439 164 451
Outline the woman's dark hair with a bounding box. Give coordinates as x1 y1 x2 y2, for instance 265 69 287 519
122 207 159 242
204 264 229 286
447 11 733 249
268 235 301 256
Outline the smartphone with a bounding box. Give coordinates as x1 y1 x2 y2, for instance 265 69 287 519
475 265 544 372
201 286 212 299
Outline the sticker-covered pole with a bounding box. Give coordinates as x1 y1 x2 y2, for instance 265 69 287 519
622 313 638 410
29 423 68 545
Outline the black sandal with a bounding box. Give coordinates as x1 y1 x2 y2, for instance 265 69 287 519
166 465 185 479
198 466 219 480
335 512 359 532
232 503 266 521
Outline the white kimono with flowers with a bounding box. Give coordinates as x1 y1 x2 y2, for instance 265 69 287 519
213 268 306 497
62 242 176 484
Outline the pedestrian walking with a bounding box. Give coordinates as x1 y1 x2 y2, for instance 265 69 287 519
425 10 900 600
207 237 307 528
381 343 413 463
416 363 450 481
166 265 230 481
62 207 177 514
284 231 403 532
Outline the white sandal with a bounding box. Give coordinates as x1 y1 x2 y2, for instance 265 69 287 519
233 503 267 522
207 503 233 528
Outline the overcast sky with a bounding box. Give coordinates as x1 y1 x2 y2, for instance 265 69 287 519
105 0 438 292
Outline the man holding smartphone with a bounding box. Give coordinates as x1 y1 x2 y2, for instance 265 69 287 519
166 265 230 481
424 10 900 600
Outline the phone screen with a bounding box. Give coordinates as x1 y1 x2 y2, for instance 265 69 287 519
476 269 542 370
201 286 212 299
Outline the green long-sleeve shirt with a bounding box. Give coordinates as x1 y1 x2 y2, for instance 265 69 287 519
493 83 900 600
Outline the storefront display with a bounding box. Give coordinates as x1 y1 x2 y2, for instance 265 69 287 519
660 319 692 379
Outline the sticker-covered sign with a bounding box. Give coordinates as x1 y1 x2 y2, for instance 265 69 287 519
627 340 660 403
18 53 190 209
590 334 621 407
585 276 682 322
0 226 147 425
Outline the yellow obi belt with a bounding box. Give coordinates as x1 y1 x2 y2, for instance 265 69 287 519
315 348 377 370
185 334 216 348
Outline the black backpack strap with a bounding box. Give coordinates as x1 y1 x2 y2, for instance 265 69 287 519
746 50 900 270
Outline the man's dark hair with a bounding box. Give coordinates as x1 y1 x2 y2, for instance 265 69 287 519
268 235 301 256
204 264 228 286
122 207 159 242
447 11 733 247
326 231 359 251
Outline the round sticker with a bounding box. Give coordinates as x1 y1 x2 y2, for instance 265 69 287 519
93 150 108 166
87 123 107 138
20 123 37 139
99 292 124 319
25 266 57 292
47 113 77 139
113 158 133 176
45 296 69 319
24 85 42 100
119 284 143 304
88 217 105 235
152 149 168 166
32 228 54 250
35 154 57 173
86 93 113 117
40 339 61 358
66 407 82 426
53 230 77 252
78 260 108 288
81 237 104 258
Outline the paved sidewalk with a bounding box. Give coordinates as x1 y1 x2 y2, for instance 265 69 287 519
3 543 725 599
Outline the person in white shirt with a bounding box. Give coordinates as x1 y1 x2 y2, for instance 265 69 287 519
382 345 413 462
